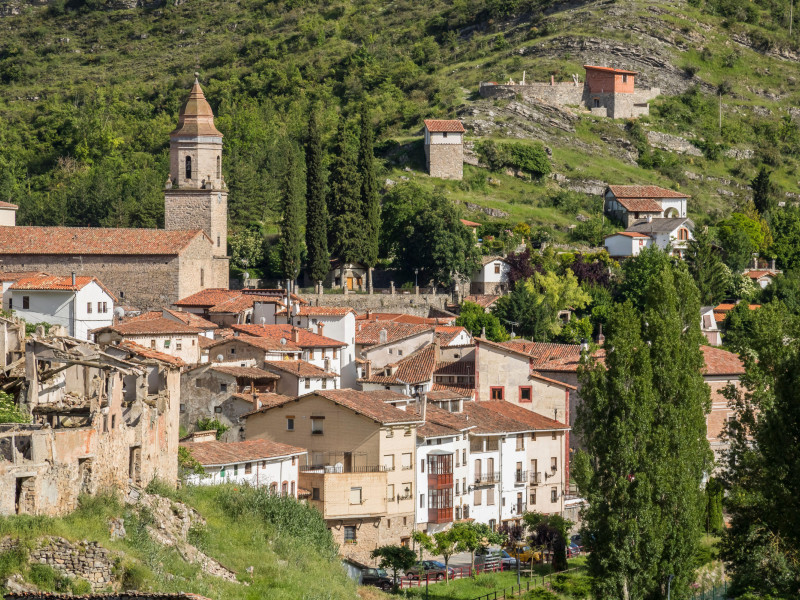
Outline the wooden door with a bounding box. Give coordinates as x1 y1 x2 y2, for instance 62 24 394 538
346 277 354 290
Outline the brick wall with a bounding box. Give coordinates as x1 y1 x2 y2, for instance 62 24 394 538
426 143 463 180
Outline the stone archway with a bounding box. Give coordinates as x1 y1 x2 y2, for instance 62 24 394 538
664 207 679 218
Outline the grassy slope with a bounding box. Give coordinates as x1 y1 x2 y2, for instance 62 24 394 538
1 0 799 237
0 485 355 600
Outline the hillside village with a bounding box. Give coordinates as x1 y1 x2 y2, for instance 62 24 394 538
0 0 799 599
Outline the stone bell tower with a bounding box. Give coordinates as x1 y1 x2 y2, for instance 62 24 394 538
164 78 228 265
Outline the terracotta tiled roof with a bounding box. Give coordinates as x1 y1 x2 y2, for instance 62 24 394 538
460 219 481 227
356 321 433 345
701 346 745 376
117 340 187 367
360 343 437 385
362 389 413 403
614 198 664 213
607 185 689 199
744 270 778 280
713 303 761 323
10 274 116 300
208 294 279 314
417 420 462 438
431 383 476 397
263 360 337 378
209 365 279 380
0 226 206 255
198 336 217 349
584 65 638 75
426 389 472 401
424 119 465 133
163 308 218 329
174 289 243 308
605 231 651 239
232 324 345 348
481 255 508 266
295 306 357 316
105 317 202 336
462 294 500 309
239 392 297 416
357 312 450 325
0 201 18 209
530 372 578 390
0 271 48 282
171 80 223 138
465 401 567 434
208 335 302 353
425 403 473 431
435 326 470 346
434 359 475 376
312 389 424 425
180 440 306 466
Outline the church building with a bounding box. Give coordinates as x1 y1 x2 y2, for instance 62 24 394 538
0 79 229 310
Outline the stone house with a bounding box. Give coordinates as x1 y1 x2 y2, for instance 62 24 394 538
7 274 116 341
470 256 511 295
359 343 438 397
325 260 368 291
180 364 279 442
243 389 423 565
0 335 181 516
0 81 229 309
92 315 204 365
604 185 689 227
423 120 464 180
181 438 306 495
174 288 295 327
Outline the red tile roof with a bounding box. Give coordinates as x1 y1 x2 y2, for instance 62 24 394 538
460 219 481 227
0 201 18 210
424 119 465 133
357 312 452 325
713 303 761 323
605 231 651 239
263 360 337 378
465 401 567 434
607 185 689 199
180 439 306 466
106 317 203 336
431 383 476 397
462 295 500 309
434 359 474 376
426 389 473 401
198 335 217 349
117 340 187 367
356 321 433 346
238 392 297 416
10 274 116 300
360 343 438 385
174 288 243 308
163 308 218 329
0 226 207 255
0 271 48 282
232 324 345 348
744 270 778 280
701 346 745 376
208 335 302 353
296 306 357 316
312 389 424 425
584 65 638 75
435 326 470 346
209 365 279 380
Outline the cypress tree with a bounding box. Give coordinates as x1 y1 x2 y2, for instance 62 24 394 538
305 108 329 284
358 104 380 273
279 142 305 283
327 118 362 264
684 228 729 305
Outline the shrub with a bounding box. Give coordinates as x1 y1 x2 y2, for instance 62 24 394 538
28 563 72 593
71 578 92 594
0 547 28 581
525 588 559 600
121 561 149 590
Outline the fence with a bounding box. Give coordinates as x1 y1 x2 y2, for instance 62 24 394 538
689 581 728 600
469 566 586 600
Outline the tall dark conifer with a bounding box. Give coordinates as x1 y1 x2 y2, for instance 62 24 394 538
279 142 305 283
305 108 329 283
327 118 362 264
358 104 380 273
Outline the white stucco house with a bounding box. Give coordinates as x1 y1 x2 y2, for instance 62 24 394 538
604 185 688 227
470 256 511 295
605 217 694 259
181 438 307 496
9 273 116 341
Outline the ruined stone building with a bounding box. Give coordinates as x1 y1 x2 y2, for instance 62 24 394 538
0 80 230 310
480 65 660 119
0 334 181 516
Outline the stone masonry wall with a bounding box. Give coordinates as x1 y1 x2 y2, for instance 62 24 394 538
299 292 455 317
427 143 463 180
0 536 115 590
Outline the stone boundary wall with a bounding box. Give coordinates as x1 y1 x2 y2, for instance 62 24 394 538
0 536 115 590
298 292 455 317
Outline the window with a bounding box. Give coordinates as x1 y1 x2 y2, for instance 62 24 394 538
176 339 183 351
304 378 310 389
494 263 501 274
291 456 296 466
22 296 29 310
678 228 689 241
487 487 495 505
312 487 320 500
200 268 204 287
269 482 277 495
455 507 461 520
234 464 239 476
333 348 338 359
519 387 532 403
286 417 294 431
216 155 221 179
462 449 466 465
111 415 116 429
622 74 628 83
99 302 107 313
552 431 557 440
593 98 600 108
455 481 460 495
150 339 156 349
551 488 558 503
490 387 504 401
291 481 295 496
7 298 10 309
179 403 186 413
311 417 324 435
531 432 536 441
401 453 412 469
384 454 395 471
230 347 236 355
404 427 411 437
474 458 481 480
420 493 425 508
217 235 221 248
387 484 395 501
185 155 192 179
344 526 357 543
321 377 327 389
282 481 288 496
474 489 482 505
516 434 525 451
164 339 171 349
398 349 403 356
386 429 394 438
219 383 228 393
420 459 425 473
530 490 537 505
103 415 108 432
261 461 266 468
87 302 92 314
245 463 252 474
214 406 222 413
443 132 448 138
551 457 558 471
350 487 362 504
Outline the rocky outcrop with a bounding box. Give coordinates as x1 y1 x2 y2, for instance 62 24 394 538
646 130 703 156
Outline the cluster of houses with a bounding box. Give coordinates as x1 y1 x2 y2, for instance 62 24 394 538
0 77 754 571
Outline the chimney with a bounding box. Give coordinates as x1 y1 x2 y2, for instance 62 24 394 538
291 327 300 343
596 323 605 346
379 329 388 344
770 258 776 270
317 322 325 337
71 271 76 287
420 391 427 423
365 360 372 379
481 326 486 338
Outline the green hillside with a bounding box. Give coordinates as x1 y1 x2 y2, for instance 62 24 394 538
0 0 798 245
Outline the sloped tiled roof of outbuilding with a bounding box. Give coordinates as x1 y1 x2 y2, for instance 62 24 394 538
607 185 689 198
424 119 465 133
180 439 306 466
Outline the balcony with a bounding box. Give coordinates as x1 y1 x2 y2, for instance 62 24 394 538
428 472 454 490
428 507 453 524
474 472 501 486
514 470 528 486
300 464 390 474
530 472 541 485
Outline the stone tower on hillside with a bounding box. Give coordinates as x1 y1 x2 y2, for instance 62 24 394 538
423 119 464 180
165 78 229 287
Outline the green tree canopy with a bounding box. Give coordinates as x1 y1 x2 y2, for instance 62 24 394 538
685 228 730 305
279 141 305 282
455 301 509 342
616 246 675 310
304 108 330 284
370 545 417 591
327 118 362 264
770 206 800 271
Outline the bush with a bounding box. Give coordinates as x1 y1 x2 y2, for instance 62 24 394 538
70 578 92 594
28 563 72 593
525 588 559 600
550 572 592 598
0 547 28 581
121 561 149 590
475 140 550 178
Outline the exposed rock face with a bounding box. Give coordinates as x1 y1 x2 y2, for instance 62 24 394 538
646 130 703 156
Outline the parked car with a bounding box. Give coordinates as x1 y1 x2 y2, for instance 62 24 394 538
361 567 393 591
499 550 520 569
505 542 541 564
405 560 455 581
567 543 582 558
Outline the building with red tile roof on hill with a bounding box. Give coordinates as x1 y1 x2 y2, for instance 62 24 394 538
0 80 230 310
423 119 464 180
604 184 689 227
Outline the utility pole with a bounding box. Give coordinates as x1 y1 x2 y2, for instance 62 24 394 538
719 91 722 133
791 0 794 36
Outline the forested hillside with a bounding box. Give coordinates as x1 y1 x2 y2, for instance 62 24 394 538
1 0 800 268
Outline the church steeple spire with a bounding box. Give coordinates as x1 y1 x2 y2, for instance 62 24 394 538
170 78 223 139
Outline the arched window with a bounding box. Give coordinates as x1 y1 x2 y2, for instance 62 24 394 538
269 482 278 495
185 155 192 179
678 228 689 241
281 481 289 496
216 155 221 179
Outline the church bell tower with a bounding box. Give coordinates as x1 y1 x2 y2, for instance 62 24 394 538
164 78 228 261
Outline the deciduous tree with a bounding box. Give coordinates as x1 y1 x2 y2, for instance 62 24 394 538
370 545 417 591
456 301 508 341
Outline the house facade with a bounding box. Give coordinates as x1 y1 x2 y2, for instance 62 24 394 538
604 185 689 227
92 315 203 365
470 257 511 295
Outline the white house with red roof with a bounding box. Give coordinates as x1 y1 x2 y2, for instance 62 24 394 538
423 119 464 180
9 274 116 341
604 185 689 227
470 256 512 295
